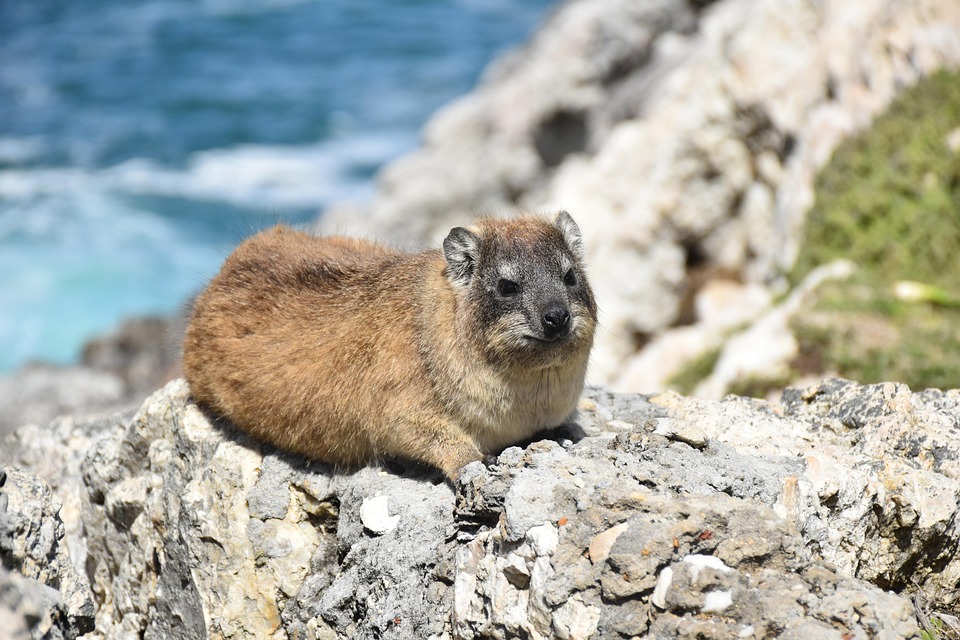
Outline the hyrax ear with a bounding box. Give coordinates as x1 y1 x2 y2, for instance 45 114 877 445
443 226 480 287
554 210 584 258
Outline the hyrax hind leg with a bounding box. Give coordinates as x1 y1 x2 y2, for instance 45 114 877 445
380 416 484 482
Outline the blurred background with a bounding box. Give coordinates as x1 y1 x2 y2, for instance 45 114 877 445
0 0 553 372
2 0 960 434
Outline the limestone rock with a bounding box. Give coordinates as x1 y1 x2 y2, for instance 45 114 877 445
4 377 957 637
75 379 461 639
781 379 960 594
0 365 124 441
616 279 774 393
2 411 128 584
0 565 68 640
0 465 95 639
451 439 918 639
541 0 960 382
651 378 960 603
691 259 856 399
317 0 704 246
0 313 182 444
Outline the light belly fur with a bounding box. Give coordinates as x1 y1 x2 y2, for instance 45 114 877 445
458 359 588 452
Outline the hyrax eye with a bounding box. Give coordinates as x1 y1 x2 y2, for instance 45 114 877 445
563 268 577 287
498 279 520 296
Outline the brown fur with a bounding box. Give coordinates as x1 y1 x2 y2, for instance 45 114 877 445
182 213 596 480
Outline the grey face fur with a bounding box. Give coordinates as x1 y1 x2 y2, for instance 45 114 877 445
442 212 596 358
554 210 584 259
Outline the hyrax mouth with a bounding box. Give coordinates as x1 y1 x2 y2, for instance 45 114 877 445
525 333 567 345
525 318 577 345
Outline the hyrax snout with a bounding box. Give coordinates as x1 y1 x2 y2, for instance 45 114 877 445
182 211 597 481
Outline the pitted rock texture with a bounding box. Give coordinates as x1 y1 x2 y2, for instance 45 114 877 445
6 377 960 638
77 380 460 639
0 466 95 639
653 378 960 597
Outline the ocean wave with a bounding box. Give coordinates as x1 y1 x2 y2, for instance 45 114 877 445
0 132 411 210
0 137 46 164
0 131 417 371
0 184 236 371
199 0 323 17
110 133 411 207
0 0 555 373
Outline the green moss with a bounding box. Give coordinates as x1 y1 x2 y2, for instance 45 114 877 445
793 69 960 290
786 69 960 391
726 371 793 400
790 277 960 390
667 346 722 395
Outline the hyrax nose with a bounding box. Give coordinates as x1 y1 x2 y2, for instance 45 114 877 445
542 302 571 339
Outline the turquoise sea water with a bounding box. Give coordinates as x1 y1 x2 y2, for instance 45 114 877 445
0 0 554 372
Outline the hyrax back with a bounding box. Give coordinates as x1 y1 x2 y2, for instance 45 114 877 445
182 212 596 481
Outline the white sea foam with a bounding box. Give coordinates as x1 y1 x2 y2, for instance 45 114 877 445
0 132 410 210
0 137 46 164
111 133 410 208
0 185 230 370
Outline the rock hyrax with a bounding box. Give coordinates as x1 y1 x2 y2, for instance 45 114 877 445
182 211 597 481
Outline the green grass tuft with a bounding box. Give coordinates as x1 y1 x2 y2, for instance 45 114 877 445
666 346 722 396
787 68 960 392
792 69 960 290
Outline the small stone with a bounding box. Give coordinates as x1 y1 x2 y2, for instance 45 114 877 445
359 495 399 535
652 419 708 449
651 566 673 610
501 554 530 588
683 554 732 582
702 590 733 613
526 523 559 556
105 477 148 530
552 595 600 640
588 522 630 565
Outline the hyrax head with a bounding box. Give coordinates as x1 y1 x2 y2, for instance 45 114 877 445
443 211 597 366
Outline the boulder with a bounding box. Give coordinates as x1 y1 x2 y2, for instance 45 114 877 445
0 365 124 442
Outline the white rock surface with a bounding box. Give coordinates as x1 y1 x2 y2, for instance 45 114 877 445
360 495 400 535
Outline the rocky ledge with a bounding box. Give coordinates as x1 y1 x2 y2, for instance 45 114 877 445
3 378 959 639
